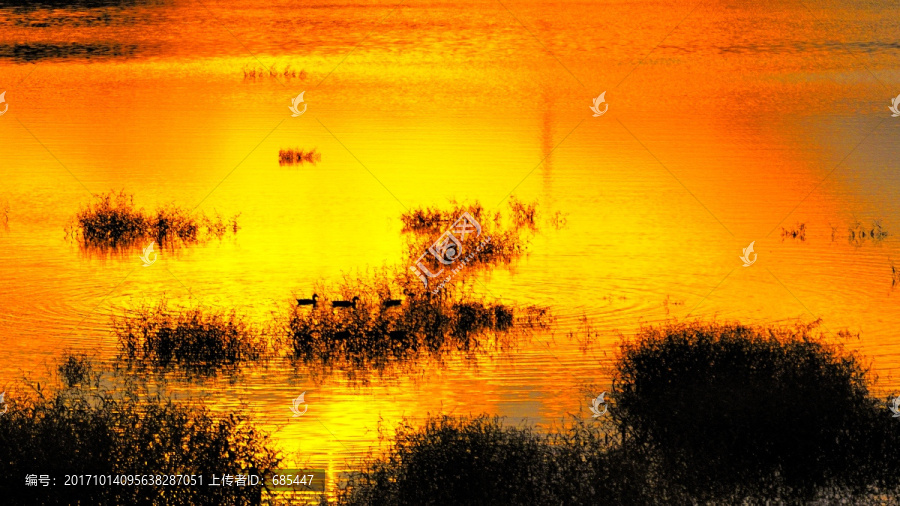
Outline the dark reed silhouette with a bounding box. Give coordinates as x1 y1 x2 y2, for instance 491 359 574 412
278 148 321 165
0 354 281 505
69 190 239 248
114 300 268 372
336 322 900 504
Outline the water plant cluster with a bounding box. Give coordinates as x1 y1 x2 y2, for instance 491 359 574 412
242 64 307 80
0 354 281 505
278 148 321 165
282 273 550 371
111 272 550 374
69 190 240 248
336 322 900 504
114 299 268 372
401 198 538 270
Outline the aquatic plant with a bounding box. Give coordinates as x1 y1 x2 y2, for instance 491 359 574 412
780 222 806 241
278 148 321 165
114 300 268 371
242 64 307 81
335 322 900 504
283 270 550 370
611 321 900 501
507 196 537 230
70 190 239 248
0 354 281 504
0 197 9 228
848 219 889 247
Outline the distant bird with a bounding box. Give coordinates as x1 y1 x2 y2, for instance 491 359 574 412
297 294 319 307
383 299 402 308
332 296 359 308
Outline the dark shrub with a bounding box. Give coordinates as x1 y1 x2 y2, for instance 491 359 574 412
0 356 281 504
611 321 900 500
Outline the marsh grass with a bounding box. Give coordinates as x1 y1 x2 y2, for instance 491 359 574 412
335 322 900 504
612 320 900 501
278 148 321 165
0 354 281 505
849 219 889 246
335 415 659 505
401 199 535 271
70 190 240 248
781 222 807 241
283 270 551 371
114 299 269 372
0 197 9 228
242 64 307 80
892 260 900 288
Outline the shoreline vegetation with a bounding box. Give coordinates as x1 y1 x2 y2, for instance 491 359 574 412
5 322 900 503
68 190 240 249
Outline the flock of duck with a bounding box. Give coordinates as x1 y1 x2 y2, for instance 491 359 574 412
296 294 402 309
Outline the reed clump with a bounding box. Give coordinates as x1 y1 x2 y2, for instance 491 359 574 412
278 148 321 165
848 219 889 246
0 354 281 504
242 64 307 80
780 222 807 241
284 271 550 369
612 321 900 501
71 190 239 248
335 322 900 504
114 300 268 371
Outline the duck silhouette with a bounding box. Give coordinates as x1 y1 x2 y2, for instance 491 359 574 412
297 294 318 307
332 296 359 308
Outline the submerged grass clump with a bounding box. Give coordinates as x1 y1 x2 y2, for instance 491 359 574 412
114 300 268 371
70 190 240 248
336 322 900 504
0 354 281 504
278 148 321 165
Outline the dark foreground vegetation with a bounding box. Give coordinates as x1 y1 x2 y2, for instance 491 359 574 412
278 148 321 165
336 322 900 504
0 354 281 505
69 190 240 248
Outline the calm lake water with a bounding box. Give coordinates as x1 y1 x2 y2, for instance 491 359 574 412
1 0 899 493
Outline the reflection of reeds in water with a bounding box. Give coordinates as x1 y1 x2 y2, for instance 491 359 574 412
0 354 281 504
337 322 900 504
892 261 900 288
69 190 240 249
278 148 321 165
283 270 551 372
848 219 889 247
780 222 806 241
114 300 268 372
242 64 307 80
0 197 9 229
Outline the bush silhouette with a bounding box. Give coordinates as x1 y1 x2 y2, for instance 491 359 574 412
611 322 900 500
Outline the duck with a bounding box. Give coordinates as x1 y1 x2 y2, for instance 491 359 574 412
382 299 402 308
296 294 319 307
332 296 359 308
